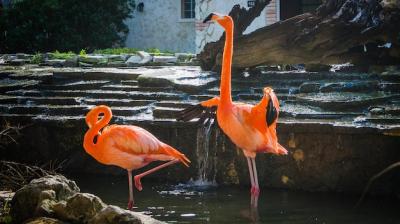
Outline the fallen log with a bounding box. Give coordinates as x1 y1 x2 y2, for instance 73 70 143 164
199 0 400 70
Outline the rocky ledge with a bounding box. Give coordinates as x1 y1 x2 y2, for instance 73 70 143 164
10 175 164 224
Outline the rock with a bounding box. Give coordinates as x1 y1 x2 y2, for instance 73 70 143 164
79 55 107 64
25 217 67 224
90 205 164 224
0 191 15 202
305 64 331 72
9 174 164 224
64 56 78 67
174 53 195 62
52 193 106 223
137 75 174 87
9 58 27 66
369 106 386 115
10 175 80 223
16 53 33 60
152 55 177 63
44 59 66 67
126 51 152 66
299 82 321 93
79 62 93 67
126 55 142 64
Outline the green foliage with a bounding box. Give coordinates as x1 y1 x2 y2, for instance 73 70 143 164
79 49 87 57
50 50 75 59
93 48 139 55
0 0 136 53
30 53 44 64
146 48 174 55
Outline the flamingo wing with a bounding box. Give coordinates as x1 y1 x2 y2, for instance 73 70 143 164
177 97 219 124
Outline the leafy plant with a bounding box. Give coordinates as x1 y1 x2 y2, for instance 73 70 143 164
50 50 75 59
79 49 87 57
30 53 44 64
0 0 136 53
93 47 139 55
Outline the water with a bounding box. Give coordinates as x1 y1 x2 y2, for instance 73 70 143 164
74 175 400 224
195 117 216 185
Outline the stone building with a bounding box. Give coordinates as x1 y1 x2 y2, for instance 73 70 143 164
125 0 322 53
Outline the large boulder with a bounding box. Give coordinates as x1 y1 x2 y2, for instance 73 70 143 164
10 175 166 224
10 175 80 223
52 193 106 223
90 205 164 224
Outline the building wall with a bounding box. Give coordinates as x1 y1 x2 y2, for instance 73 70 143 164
125 0 280 53
125 0 196 53
195 0 280 53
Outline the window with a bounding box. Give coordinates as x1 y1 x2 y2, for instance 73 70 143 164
181 0 195 19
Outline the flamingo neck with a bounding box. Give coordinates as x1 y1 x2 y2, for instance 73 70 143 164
220 21 233 106
83 106 112 157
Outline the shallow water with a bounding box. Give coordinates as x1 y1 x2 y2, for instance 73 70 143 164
74 175 400 224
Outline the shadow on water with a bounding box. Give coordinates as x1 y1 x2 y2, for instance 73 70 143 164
72 174 400 224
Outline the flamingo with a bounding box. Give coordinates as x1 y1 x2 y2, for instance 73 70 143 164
83 105 190 210
177 13 287 200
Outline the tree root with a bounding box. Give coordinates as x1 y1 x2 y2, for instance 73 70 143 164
356 161 400 207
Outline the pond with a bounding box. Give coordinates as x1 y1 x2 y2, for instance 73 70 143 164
74 174 400 224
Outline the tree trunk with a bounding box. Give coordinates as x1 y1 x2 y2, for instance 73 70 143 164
200 0 400 70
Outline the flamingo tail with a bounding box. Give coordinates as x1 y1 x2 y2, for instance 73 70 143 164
162 144 191 167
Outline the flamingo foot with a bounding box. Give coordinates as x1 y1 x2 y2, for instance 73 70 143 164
134 176 143 191
127 200 134 210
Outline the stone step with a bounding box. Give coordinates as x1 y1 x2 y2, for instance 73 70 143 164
96 106 149 116
120 80 139 86
258 71 376 81
154 101 195 108
82 98 155 107
8 72 53 82
0 95 78 105
39 80 111 90
7 89 184 101
53 68 141 80
0 104 89 116
188 94 216 102
100 84 173 92
152 107 181 119
205 88 245 95
295 92 400 111
380 83 400 92
0 78 40 93
231 79 305 88
251 87 299 94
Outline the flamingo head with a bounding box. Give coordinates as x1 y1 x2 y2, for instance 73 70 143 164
203 13 233 28
263 87 274 96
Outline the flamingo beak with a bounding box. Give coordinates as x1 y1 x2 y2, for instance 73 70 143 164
203 13 224 23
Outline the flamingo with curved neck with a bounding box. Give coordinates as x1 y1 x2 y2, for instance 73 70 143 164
84 105 190 210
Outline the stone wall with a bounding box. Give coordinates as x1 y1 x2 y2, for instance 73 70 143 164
2 118 399 195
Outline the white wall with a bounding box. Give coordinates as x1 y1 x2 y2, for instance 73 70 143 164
125 0 196 53
195 0 269 53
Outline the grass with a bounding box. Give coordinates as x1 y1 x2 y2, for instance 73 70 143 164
93 47 139 55
93 47 174 55
30 52 44 64
50 50 75 60
29 48 176 65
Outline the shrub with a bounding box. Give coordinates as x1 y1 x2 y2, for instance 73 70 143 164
0 0 135 53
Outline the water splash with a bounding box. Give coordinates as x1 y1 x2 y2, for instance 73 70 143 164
193 117 217 187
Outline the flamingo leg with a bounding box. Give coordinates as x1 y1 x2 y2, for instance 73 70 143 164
246 157 255 193
134 159 179 191
127 170 134 210
251 158 260 196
